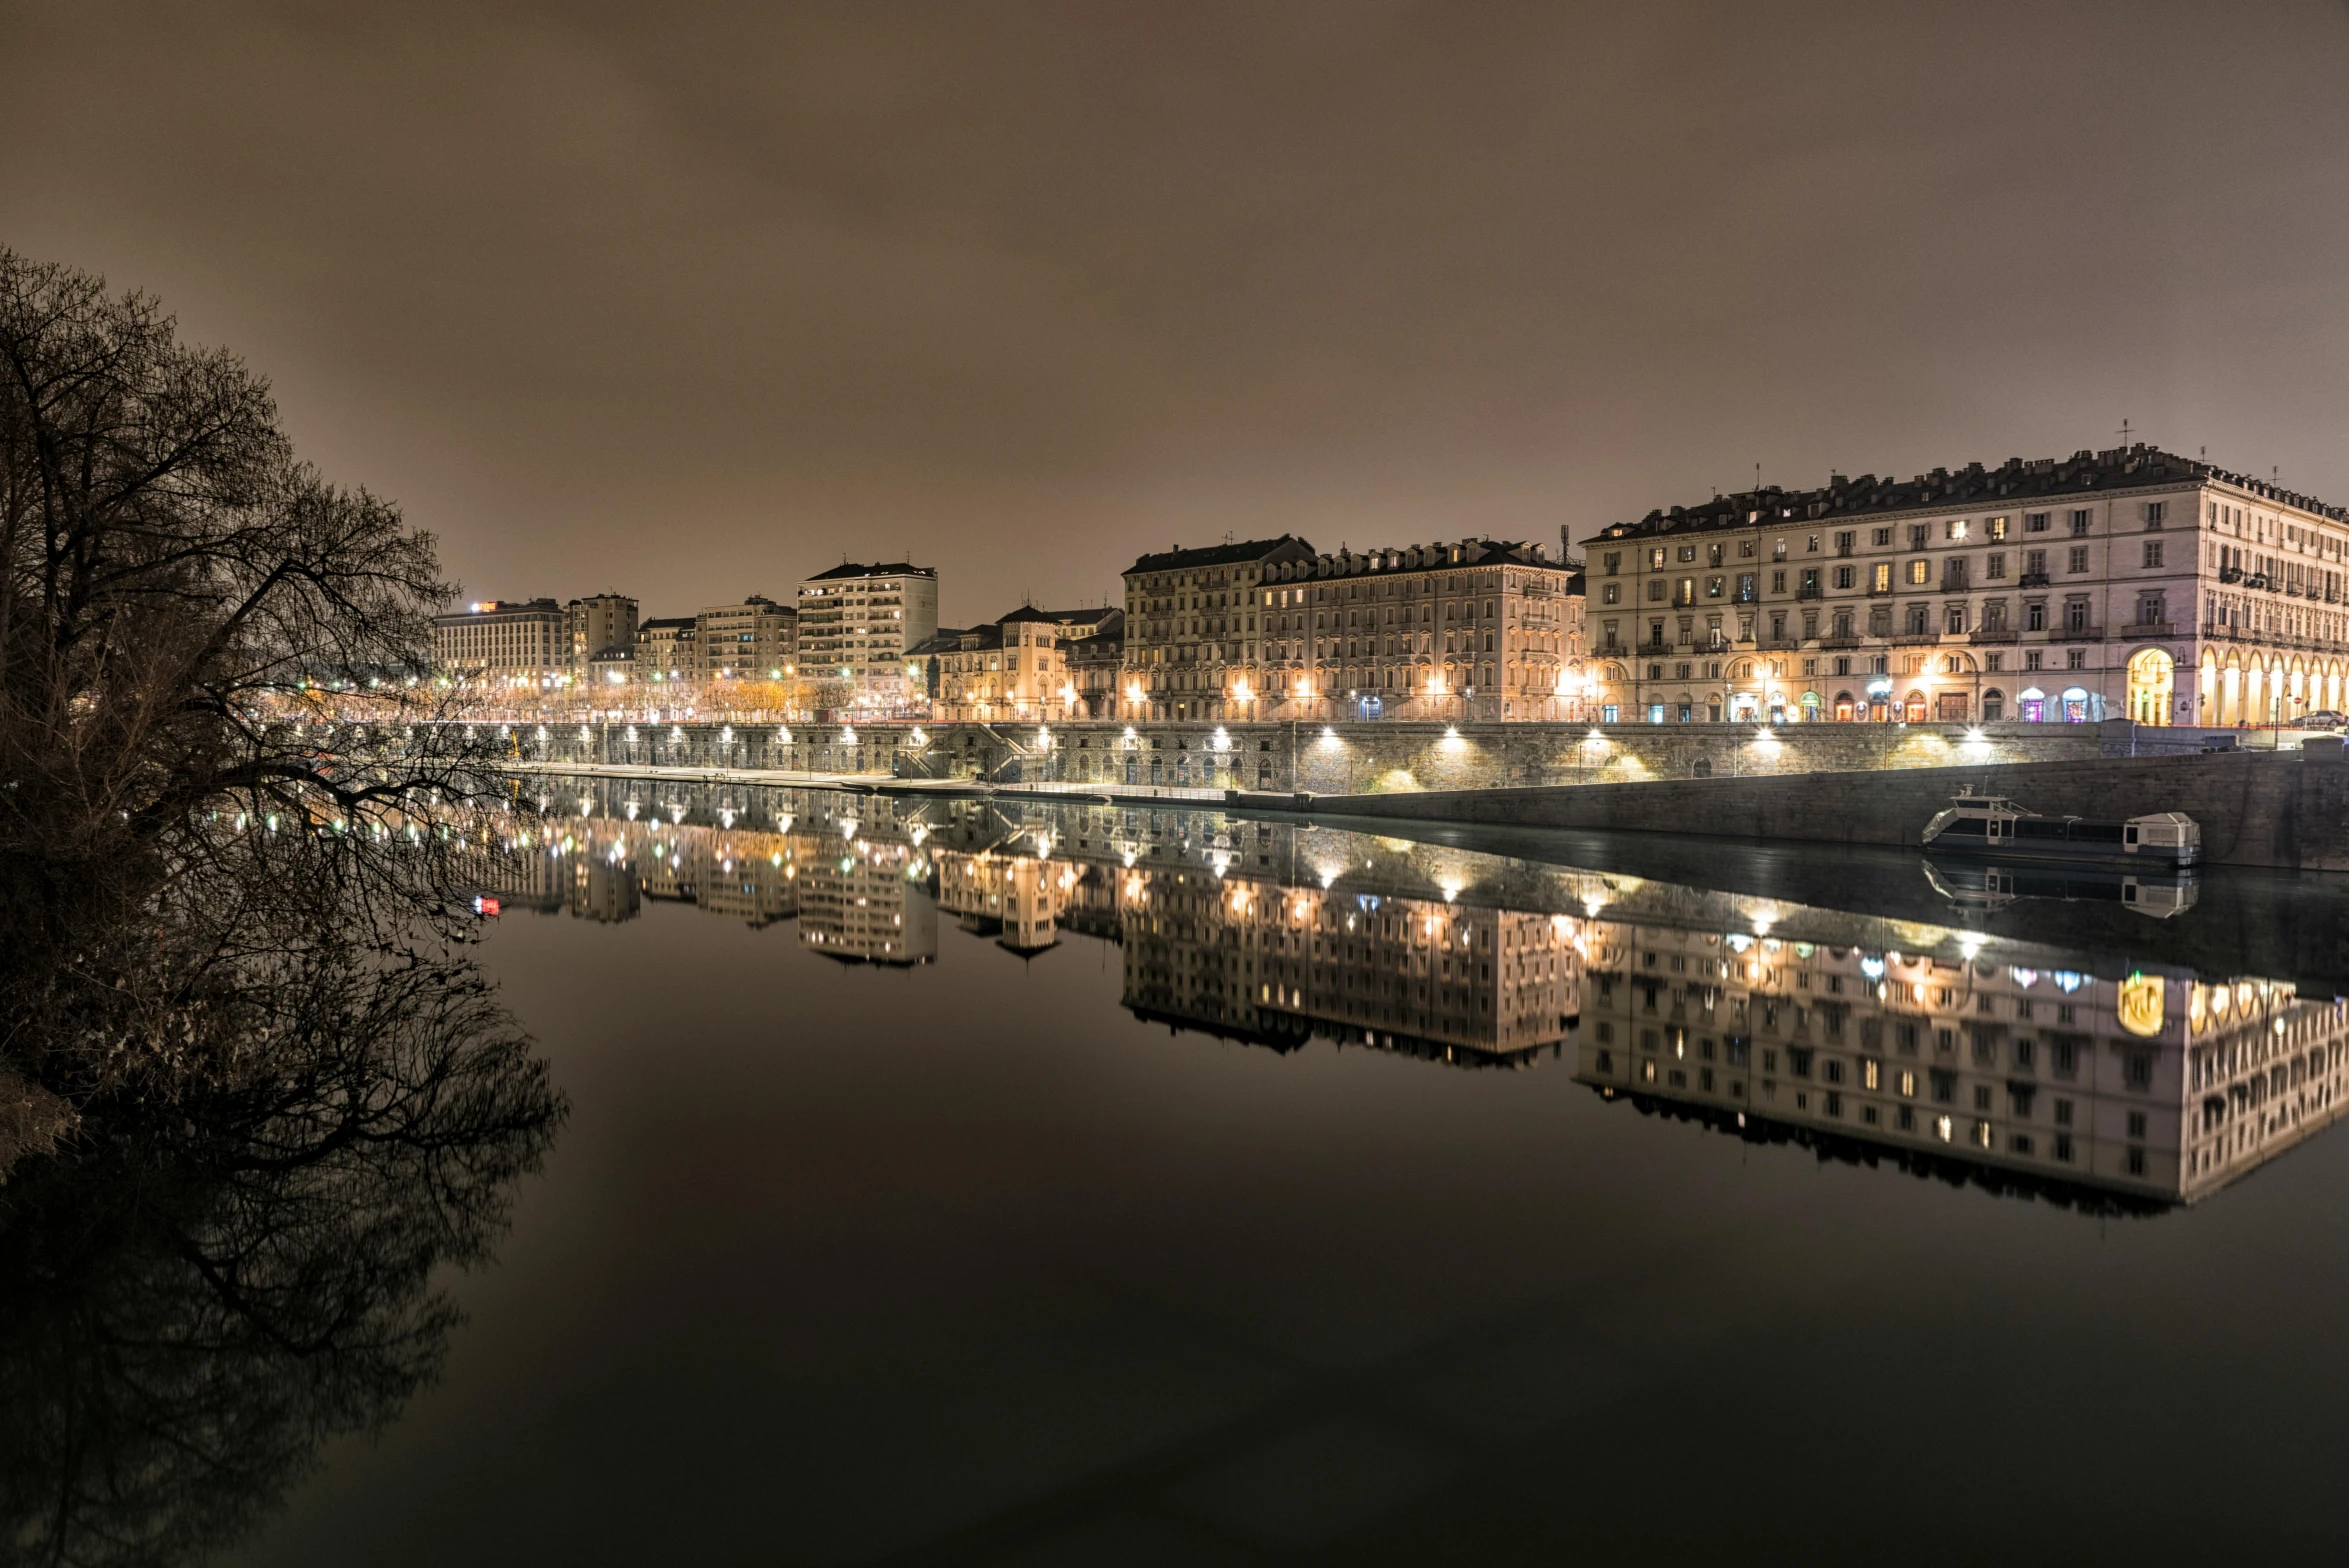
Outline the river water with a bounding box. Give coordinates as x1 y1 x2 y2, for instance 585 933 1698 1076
223 786 2349 1564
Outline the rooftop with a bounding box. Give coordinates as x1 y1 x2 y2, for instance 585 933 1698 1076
803 560 938 582
1126 536 1316 575
1588 444 2345 544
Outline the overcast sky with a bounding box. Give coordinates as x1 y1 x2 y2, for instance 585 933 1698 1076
5 1 2346 625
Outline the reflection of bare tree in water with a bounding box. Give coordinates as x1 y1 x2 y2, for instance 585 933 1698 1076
0 249 566 1561
0 923 562 1565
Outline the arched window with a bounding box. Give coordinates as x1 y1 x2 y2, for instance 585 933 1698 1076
1982 688 2006 721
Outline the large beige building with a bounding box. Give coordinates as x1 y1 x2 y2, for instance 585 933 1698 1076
1581 444 2349 727
1121 536 1587 723
432 597 568 693
796 562 939 709
695 596 797 684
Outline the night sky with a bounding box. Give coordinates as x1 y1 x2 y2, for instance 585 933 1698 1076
6 2 2345 626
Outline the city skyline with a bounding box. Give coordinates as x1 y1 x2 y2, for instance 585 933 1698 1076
7 5 2348 625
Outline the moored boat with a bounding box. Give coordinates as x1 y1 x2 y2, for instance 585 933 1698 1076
1920 792 2200 867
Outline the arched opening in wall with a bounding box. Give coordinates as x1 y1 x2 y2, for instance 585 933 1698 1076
1903 690 1928 723
2062 685 2093 723
1982 688 2006 721
1833 691 1856 721
1799 690 1822 721
2019 685 2047 723
2127 647 2175 726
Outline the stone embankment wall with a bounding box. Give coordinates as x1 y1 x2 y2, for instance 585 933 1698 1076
463 715 2130 791
1316 747 2349 871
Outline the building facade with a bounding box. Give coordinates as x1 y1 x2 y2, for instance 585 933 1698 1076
695 596 797 683
1061 607 1125 717
636 616 698 689
564 594 638 682
927 605 1126 723
431 598 568 693
796 562 939 710
1580 445 2349 727
1121 536 1586 723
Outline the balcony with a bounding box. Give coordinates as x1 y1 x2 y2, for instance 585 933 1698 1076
1817 635 1863 650
1635 641 1673 657
1795 583 1825 601
2119 621 2176 639
2018 571 2052 588
1758 637 1801 652
1866 584 1895 597
1968 629 2021 644
2219 564 2244 584
1890 631 1941 646
2050 626 2105 644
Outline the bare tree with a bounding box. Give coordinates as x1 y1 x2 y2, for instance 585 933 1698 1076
0 247 469 874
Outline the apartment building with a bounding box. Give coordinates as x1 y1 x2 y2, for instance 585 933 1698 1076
1581 444 2349 727
564 594 638 682
636 617 697 687
431 598 568 691
926 605 1125 723
796 562 939 708
1122 536 1586 722
1063 608 1126 717
695 595 797 683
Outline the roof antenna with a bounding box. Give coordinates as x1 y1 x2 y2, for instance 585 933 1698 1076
1755 461 1762 492
2117 417 2133 446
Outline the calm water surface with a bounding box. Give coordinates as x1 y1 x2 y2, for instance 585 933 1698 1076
227 787 2349 1564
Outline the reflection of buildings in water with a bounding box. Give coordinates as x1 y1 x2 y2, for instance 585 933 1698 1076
1118 868 1580 1065
2184 980 2349 1199
507 782 2349 1200
797 836 936 966
453 822 566 914
936 852 1107 957
567 856 641 923
1577 917 2349 1208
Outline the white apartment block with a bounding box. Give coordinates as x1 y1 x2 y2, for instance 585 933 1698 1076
796 562 939 709
1581 445 2349 728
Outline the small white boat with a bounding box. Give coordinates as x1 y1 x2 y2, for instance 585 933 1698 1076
1921 791 2200 867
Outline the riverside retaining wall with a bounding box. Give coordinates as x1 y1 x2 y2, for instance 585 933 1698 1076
447 715 2143 793
1313 747 2349 871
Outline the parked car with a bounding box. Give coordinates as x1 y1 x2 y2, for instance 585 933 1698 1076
2297 711 2348 728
